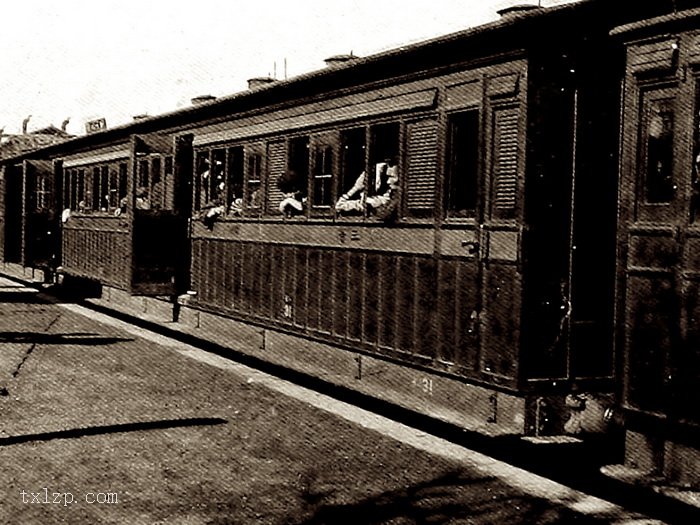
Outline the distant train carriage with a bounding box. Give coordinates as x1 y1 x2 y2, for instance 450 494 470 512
608 6 700 488
178 1 658 435
58 132 189 295
0 157 60 276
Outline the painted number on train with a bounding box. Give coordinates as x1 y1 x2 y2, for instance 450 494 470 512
412 377 434 396
85 118 107 134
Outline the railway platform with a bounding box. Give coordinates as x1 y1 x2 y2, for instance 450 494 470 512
0 273 694 524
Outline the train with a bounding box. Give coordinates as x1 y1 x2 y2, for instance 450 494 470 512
1 0 698 493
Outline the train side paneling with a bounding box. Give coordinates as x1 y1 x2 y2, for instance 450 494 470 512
186 61 529 392
60 143 133 289
615 11 700 487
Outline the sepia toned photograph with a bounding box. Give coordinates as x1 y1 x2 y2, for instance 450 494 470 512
0 0 698 523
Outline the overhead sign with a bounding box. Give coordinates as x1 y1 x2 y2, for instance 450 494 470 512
85 118 107 134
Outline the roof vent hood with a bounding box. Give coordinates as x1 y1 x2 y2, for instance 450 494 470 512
497 3 542 18
191 95 217 105
324 53 359 68
247 77 276 90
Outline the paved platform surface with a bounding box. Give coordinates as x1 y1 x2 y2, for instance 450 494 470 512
0 277 669 524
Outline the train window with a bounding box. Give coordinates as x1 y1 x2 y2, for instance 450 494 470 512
338 128 366 215
446 111 479 218
368 123 400 220
246 152 263 209
76 169 85 211
151 157 163 209
692 99 700 222
370 123 400 167
227 146 244 215
108 166 119 210
137 160 149 191
163 156 175 210
642 96 675 204
63 169 71 211
312 145 334 209
118 163 128 209
99 166 109 211
194 151 210 212
211 149 226 206
90 167 100 211
279 136 309 217
35 174 49 212
135 160 151 210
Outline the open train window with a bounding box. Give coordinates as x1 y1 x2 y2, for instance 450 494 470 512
279 136 309 217
370 123 400 167
211 149 225 206
367 122 400 220
90 167 100 211
641 95 675 204
445 111 479 218
63 169 71 211
118 163 128 208
76 169 85 211
194 150 210 212
227 146 244 214
99 166 109 211
338 128 366 214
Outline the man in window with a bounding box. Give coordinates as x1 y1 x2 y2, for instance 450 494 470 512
278 169 307 217
335 158 399 219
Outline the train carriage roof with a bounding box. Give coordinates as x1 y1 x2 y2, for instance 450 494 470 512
612 6 700 39
0 0 688 165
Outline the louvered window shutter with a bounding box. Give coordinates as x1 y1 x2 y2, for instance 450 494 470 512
266 140 286 214
406 119 438 214
491 107 519 218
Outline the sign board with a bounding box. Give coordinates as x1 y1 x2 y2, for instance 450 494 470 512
85 118 107 134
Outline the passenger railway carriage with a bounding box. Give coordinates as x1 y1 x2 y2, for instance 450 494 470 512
1 0 698 489
180 0 637 437
608 6 700 489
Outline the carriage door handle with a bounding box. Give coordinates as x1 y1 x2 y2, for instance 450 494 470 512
461 240 480 256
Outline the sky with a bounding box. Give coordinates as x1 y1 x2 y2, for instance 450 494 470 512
0 0 578 137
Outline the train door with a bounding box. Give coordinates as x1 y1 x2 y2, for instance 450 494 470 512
22 159 57 270
435 108 483 372
478 91 525 384
2 163 23 264
619 46 698 429
130 133 190 296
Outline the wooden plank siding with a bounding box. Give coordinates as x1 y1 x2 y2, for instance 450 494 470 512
188 237 505 382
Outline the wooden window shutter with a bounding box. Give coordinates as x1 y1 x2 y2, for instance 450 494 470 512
492 106 519 216
266 140 286 214
406 119 438 211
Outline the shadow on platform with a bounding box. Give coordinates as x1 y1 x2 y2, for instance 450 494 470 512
295 469 612 525
0 417 227 447
0 331 134 346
